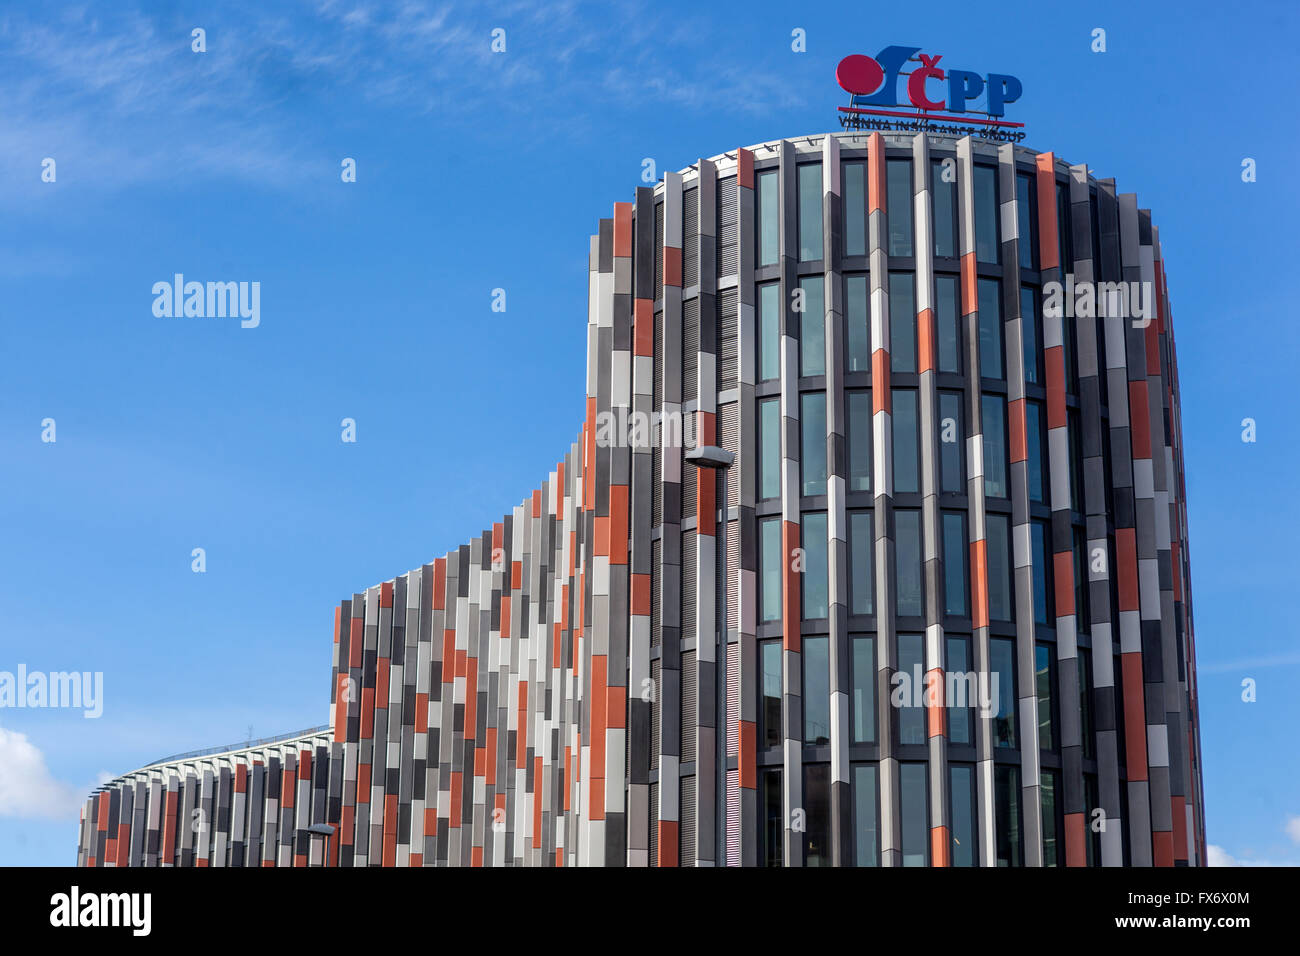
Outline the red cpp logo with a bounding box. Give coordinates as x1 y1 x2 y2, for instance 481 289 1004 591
836 46 1023 122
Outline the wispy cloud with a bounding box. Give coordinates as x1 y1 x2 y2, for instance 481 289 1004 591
0 726 104 820
1198 651 1300 674
0 1 805 203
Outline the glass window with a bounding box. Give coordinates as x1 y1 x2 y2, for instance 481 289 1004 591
1068 409 1084 513
991 636 1017 748
1079 651 1095 761
887 158 913 257
898 632 925 745
995 765 1022 866
889 272 916 373
799 277 825 377
893 389 919 494
931 159 956 258
846 274 870 372
1016 173 1037 272
900 763 928 866
1084 773 1100 866
804 636 830 745
757 170 779 267
759 397 781 500
760 517 782 623
801 392 827 496
947 636 972 745
982 394 1007 499
943 511 967 616
978 278 1003 380
804 763 831 865
760 639 782 748
853 764 879 866
936 275 960 373
1021 286 1040 384
1073 526 1089 623
758 282 780 382
802 512 829 620
987 514 1012 622
1031 521 1051 625
844 162 866 258
1041 770 1060 866
1036 643 1056 751
939 391 964 494
1027 400 1045 504
849 510 875 616
848 390 872 492
761 768 782 866
950 764 976 866
974 164 999 264
798 164 823 262
1063 315 1079 394
852 636 875 743
895 509 923 617
1056 180 1072 271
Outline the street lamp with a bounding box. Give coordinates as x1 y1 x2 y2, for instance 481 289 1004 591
307 822 336 867
684 444 734 867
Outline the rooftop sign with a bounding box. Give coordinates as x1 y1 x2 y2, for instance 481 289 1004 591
836 46 1026 141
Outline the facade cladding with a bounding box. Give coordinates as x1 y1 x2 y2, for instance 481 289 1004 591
78 131 1203 868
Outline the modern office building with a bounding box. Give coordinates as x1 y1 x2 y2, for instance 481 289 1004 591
78 130 1204 867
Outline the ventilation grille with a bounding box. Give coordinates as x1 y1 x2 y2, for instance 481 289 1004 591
651 538 661 650
727 638 739 754
720 402 739 509
653 308 664 528
719 289 739 389
680 775 696 867
681 649 697 764
654 201 664 300
727 519 739 634
650 657 660 771
683 186 699 289
683 298 699 405
717 175 738 277
649 780 659 866
682 529 697 643
682 454 697 520
726 768 740 865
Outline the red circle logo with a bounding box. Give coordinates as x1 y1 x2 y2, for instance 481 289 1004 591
835 54 885 95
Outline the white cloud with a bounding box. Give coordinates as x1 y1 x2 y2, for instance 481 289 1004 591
1206 842 1299 867
0 727 87 821
1286 815 1300 846
1206 844 1238 866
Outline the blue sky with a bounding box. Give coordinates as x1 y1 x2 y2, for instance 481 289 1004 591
0 0 1295 866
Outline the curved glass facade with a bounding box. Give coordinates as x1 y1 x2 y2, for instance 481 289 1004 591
78 131 1203 868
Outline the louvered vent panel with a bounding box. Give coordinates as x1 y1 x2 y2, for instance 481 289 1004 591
680 775 697 867
727 518 740 634
726 768 740 865
681 649 697 764
719 289 739 389
649 780 659 866
682 529 697 642
717 175 738 277
650 657 660 770
720 401 739 509
654 201 664 299
653 309 663 527
683 186 699 288
683 298 699 406
682 453 697 520
651 538 661 649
